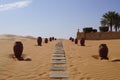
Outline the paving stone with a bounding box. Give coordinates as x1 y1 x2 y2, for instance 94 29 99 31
55 47 63 49
53 54 65 57
52 57 66 60
55 42 63 47
50 66 67 71
54 50 65 54
49 72 69 78
51 60 66 64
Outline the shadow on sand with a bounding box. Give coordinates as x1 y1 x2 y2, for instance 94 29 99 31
9 54 32 61
92 55 99 60
92 55 120 62
111 59 120 62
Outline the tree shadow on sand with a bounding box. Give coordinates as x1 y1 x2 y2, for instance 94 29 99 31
9 54 32 61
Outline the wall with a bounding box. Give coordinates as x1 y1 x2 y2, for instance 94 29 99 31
77 32 120 40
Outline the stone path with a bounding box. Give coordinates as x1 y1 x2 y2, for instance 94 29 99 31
49 40 69 79
51 57 66 60
49 72 69 78
50 66 67 71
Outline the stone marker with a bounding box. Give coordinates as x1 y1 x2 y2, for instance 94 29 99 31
13 41 23 59
99 44 109 60
49 37 52 41
37 37 42 46
45 38 48 43
80 38 85 46
75 38 78 44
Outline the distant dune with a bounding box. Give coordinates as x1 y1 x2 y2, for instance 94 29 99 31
0 34 120 80
0 34 37 41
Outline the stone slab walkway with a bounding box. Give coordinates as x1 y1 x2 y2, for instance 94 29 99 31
49 72 69 78
49 40 69 79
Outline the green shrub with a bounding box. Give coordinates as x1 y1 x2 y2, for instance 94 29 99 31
92 29 97 32
83 27 93 33
99 26 109 32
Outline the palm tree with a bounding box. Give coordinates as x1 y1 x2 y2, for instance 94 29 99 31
114 14 120 32
100 19 108 27
101 11 120 32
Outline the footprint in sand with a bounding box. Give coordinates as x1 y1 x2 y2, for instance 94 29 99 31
71 68 81 75
7 75 13 78
69 57 73 59
80 77 93 80
69 64 74 67
38 72 47 76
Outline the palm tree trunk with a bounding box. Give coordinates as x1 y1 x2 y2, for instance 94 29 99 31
110 26 112 32
109 22 112 32
115 26 118 32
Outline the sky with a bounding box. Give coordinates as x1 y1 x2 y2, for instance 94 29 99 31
0 0 120 39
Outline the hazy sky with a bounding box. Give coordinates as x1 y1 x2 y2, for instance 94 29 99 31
0 0 120 39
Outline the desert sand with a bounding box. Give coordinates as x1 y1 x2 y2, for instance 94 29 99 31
0 34 120 80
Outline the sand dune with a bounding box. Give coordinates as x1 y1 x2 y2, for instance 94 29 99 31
0 34 36 41
0 35 120 80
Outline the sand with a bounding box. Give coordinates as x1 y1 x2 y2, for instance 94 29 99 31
0 34 120 80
